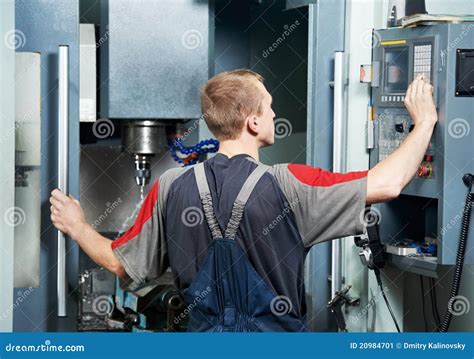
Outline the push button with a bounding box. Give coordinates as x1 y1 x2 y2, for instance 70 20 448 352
418 162 433 178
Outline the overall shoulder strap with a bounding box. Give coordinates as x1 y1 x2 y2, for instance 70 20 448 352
194 162 223 240
224 164 269 240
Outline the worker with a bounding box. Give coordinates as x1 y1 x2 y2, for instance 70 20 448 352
50 70 437 331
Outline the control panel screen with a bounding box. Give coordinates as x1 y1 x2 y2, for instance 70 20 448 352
384 46 409 94
456 49 474 96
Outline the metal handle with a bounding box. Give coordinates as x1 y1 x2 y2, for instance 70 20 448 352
332 51 346 173
57 45 69 317
331 51 347 299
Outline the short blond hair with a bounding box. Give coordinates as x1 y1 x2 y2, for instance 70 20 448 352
201 69 264 141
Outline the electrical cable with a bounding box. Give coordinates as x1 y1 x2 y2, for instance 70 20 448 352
429 279 440 330
439 173 473 332
419 275 428 332
374 268 401 333
363 207 401 332
430 277 441 328
428 278 441 330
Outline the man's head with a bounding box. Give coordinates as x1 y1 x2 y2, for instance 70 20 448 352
201 69 275 146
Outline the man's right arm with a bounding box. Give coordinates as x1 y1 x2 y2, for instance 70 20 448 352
367 74 438 204
50 189 128 279
71 222 128 279
51 177 168 291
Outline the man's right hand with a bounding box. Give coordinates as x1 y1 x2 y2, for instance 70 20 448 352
367 74 438 204
403 74 438 127
50 189 128 279
50 189 87 238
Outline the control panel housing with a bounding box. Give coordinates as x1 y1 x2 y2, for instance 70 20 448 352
369 24 474 268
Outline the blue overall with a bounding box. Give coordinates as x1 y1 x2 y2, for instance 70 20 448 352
185 163 307 332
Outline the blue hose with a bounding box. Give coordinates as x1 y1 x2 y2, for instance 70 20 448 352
168 138 219 166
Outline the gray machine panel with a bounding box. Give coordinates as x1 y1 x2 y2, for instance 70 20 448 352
100 0 212 120
15 0 81 331
370 24 474 267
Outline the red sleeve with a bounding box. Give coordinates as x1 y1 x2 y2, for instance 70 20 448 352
111 181 159 250
272 163 368 247
287 163 367 187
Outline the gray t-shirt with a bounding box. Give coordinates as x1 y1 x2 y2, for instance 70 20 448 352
111 153 368 318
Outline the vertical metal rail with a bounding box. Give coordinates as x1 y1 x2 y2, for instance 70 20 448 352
331 51 346 299
57 45 69 317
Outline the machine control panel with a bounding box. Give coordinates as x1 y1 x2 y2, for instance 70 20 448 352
369 24 474 267
371 35 438 180
375 111 435 179
372 37 436 107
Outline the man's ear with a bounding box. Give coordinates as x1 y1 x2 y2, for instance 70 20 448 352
247 115 259 135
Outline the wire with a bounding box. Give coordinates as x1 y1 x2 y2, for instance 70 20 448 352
374 268 401 333
419 276 428 332
430 277 441 328
427 278 439 330
439 175 473 332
